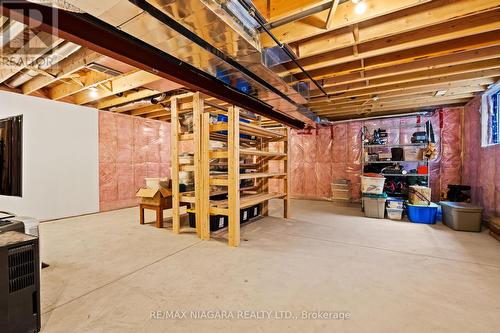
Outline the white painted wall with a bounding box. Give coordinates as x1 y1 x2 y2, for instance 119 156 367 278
0 91 99 220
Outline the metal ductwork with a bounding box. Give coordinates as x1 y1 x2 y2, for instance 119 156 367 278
27 0 313 124
6 41 81 87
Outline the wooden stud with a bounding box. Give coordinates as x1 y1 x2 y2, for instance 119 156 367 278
193 92 202 238
227 106 241 247
170 97 181 234
200 99 211 241
325 0 340 30
283 128 291 218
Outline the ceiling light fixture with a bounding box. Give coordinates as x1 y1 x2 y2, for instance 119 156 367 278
354 1 367 15
89 87 99 99
372 95 379 101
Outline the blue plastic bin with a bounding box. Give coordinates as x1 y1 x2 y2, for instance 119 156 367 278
407 203 438 224
217 114 251 139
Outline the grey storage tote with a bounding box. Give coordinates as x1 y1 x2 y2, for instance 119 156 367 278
440 201 483 232
363 197 386 219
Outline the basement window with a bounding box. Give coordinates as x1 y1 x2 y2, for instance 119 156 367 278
481 86 500 147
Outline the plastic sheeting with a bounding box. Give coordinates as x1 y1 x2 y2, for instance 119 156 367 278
463 96 500 218
286 110 463 201
99 111 171 212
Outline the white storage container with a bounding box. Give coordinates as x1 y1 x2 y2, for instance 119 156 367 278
361 176 386 194
145 177 170 190
386 208 403 220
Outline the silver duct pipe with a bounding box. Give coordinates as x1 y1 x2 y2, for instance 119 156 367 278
109 99 154 113
151 93 168 104
6 42 81 88
0 21 25 47
109 93 169 112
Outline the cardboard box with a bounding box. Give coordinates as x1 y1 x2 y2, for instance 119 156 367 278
136 187 172 206
409 186 432 205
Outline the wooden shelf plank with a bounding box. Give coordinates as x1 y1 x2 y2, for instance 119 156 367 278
211 192 287 209
210 122 284 139
179 133 193 141
210 149 286 158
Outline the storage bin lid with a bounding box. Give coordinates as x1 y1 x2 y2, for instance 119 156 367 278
440 201 483 212
406 202 439 208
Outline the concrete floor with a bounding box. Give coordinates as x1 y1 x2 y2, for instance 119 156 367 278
39 200 500 333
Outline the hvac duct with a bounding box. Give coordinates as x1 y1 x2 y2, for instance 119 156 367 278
6 42 81 87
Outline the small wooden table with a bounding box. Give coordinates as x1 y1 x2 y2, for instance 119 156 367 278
138 192 173 228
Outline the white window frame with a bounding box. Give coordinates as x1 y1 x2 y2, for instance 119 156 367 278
481 84 500 147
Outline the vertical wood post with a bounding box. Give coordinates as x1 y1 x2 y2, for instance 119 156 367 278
228 106 241 247
171 97 181 233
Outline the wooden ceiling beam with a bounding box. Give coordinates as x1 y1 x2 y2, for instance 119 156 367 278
288 0 500 59
261 0 433 46
314 93 477 115
129 104 164 116
0 32 63 83
254 0 331 23
73 70 161 105
311 86 487 111
313 45 500 89
283 15 500 76
310 58 500 97
309 79 494 108
309 72 499 103
21 48 102 95
49 70 111 100
316 96 472 118
294 30 500 81
325 101 469 120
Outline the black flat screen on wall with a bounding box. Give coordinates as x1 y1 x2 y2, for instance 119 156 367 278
0 115 22 197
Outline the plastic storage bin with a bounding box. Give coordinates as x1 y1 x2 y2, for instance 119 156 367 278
387 198 404 209
363 195 387 218
440 201 483 232
386 208 403 220
361 176 386 195
407 203 438 224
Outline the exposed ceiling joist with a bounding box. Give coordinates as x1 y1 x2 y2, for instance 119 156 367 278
310 72 500 103
49 70 111 100
295 30 500 81
310 59 500 97
284 19 500 77
97 88 160 109
288 0 500 59
0 32 63 83
21 48 102 95
314 45 500 89
261 0 434 46
73 70 161 105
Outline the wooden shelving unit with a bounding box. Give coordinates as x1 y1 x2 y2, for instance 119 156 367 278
170 92 290 247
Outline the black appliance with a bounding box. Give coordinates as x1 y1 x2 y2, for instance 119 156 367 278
0 231 40 333
391 148 404 161
447 184 471 202
411 131 428 143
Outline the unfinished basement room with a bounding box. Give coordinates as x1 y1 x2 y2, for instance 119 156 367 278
0 0 499 332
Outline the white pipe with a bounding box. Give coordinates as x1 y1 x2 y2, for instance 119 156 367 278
7 42 81 88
